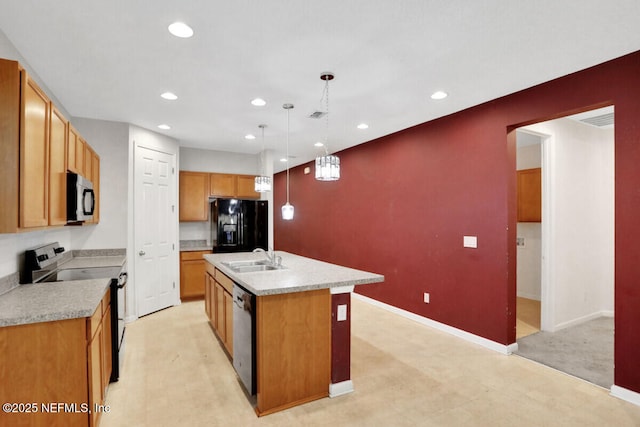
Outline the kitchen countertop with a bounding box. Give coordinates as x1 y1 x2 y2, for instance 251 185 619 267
0 254 126 327
204 251 384 296
180 240 212 252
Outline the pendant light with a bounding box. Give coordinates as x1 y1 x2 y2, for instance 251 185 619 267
281 104 295 220
254 124 272 192
315 72 340 181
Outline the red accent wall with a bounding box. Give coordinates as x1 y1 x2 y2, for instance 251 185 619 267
331 293 351 383
274 51 640 394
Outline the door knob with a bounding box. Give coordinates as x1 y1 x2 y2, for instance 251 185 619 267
138 250 146 256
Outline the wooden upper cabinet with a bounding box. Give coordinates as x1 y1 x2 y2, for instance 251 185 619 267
84 144 93 180
236 174 260 199
67 124 79 172
210 173 260 199
517 168 542 222
210 173 236 198
20 72 50 228
92 150 100 224
49 105 68 226
179 171 210 221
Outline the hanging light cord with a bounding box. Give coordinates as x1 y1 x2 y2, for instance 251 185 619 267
324 77 330 155
286 107 291 203
260 125 265 176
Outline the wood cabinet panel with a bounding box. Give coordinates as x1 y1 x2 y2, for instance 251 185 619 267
0 59 21 233
92 150 100 224
256 289 331 416
67 124 79 173
49 105 68 225
224 290 234 355
517 168 541 222
215 282 226 343
0 318 89 426
236 174 260 199
179 171 209 221
180 250 211 299
20 72 50 228
88 318 104 427
76 137 86 177
210 173 236 198
205 272 213 320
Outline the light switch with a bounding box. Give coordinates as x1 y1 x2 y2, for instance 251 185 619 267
463 235 477 248
337 304 347 321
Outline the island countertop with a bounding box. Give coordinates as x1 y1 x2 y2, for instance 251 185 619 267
204 251 384 296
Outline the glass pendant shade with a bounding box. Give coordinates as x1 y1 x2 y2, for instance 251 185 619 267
254 176 272 192
281 202 294 220
315 155 340 181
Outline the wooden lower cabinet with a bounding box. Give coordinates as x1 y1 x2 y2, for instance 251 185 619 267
255 289 331 416
180 250 211 299
204 264 233 356
0 289 112 427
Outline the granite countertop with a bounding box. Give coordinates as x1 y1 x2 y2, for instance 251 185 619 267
0 253 126 327
204 251 384 296
0 279 111 327
180 240 212 252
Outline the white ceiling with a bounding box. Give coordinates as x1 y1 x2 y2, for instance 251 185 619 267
1 1 639 172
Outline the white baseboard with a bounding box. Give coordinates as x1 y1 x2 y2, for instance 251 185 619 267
611 385 640 407
329 380 354 398
352 293 515 355
554 310 613 331
516 292 541 301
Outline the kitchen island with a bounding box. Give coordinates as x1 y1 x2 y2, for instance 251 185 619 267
204 251 384 416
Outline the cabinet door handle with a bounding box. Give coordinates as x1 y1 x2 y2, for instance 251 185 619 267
138 250 146 256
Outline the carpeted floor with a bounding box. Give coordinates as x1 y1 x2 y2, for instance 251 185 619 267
515 316 614 388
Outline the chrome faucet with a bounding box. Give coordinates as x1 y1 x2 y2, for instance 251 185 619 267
253 247 282 267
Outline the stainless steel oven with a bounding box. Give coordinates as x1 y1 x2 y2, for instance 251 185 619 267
24 242 126 382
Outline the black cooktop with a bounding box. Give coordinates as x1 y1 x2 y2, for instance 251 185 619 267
38 266 123 283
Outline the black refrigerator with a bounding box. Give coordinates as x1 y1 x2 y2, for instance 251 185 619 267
211 198 268 253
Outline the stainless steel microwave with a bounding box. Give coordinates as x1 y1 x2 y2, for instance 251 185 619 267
67 172 94 222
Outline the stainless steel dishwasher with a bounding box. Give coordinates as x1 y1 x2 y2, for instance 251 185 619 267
233 284 256 395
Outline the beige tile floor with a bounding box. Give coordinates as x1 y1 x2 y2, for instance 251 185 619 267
101 298 640 427
516 297 541 339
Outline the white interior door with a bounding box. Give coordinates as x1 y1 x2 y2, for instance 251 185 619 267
134 145 177 316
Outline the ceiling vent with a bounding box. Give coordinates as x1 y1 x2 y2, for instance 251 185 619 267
308 111 327 119
579 112 614 128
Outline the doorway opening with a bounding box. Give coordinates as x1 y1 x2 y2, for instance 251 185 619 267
514 106 615 389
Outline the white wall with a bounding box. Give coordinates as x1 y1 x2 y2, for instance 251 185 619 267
70 118 130 250
516 139 542 300
523 118 614 329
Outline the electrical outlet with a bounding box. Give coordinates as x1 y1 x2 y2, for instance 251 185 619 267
337 304 347 321
423 292 430 304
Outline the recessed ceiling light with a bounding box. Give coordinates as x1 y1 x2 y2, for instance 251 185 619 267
251 98 266 107
158 124 171 130
280 157 288 162
161 92 178 100
245 134 256 140
357 123 369 130
314 142 324 147
168 22 194 38
431 91 448 100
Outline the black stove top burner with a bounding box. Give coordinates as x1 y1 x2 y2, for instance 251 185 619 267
38 266 123 283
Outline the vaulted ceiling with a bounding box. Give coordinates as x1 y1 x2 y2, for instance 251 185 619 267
1 1 639 171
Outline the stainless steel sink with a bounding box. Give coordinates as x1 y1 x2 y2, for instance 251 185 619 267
222 260 285 273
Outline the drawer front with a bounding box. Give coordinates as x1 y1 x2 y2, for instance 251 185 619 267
215 269 234 293
181 250 211 261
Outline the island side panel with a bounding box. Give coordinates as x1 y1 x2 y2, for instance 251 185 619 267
331 292 351 384
256 289 331 416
